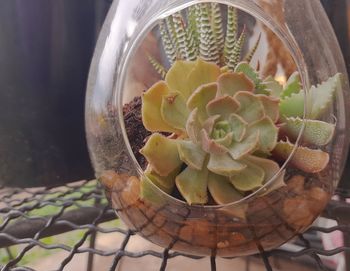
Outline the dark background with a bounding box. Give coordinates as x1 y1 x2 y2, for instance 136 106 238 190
0 0 111 186
0 0 349 187
321 0 350 190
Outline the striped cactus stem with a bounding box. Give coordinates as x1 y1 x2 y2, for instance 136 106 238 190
194 4 202 38
159 21 177 64
172 12 192 60
228 26 246 70
147 54 167 79
198 3 220 64
224 6 238 63
153 4 261 75
211 3 225 59
165 16 181 60
244 33 262 63
186 6 200 59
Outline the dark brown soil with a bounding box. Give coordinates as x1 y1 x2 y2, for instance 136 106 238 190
123 96 150 169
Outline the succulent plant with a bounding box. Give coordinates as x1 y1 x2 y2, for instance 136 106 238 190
140 55 341 205
149 3 261 76
138 3 341 206
141 59 284 204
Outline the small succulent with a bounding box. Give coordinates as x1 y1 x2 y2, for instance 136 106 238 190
138 3 341 205
148 3 260 77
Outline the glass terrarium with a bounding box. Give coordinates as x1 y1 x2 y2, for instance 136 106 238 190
85 0 350 257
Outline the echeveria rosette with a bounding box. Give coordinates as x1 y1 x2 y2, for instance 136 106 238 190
140 59 285 205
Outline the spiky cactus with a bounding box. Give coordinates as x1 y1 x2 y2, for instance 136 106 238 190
141 3 340 205
149 4 255 75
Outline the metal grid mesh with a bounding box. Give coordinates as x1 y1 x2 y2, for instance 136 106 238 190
0 180 349 271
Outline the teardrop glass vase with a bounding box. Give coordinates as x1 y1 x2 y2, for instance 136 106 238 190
85 0 350 256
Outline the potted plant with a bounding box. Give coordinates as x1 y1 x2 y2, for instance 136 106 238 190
86 0 349 256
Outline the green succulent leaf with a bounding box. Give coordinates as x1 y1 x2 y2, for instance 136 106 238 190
140 133 182 176
165 60 197 99
214 132 234 148
161 91 190 131
248 117 278 153
228 114 247 142
235 62 265 91
245 155 276 177
309 73 341 119
212 121 231 139
280 73 341 119
187 58 221 96
245 155 283 186
176 166 209 205
187 82 218 123
279 91 305 119
140 177 167 206
230 161 265 192
258 95 280 123
208 173 243 204
234 91 265 123
246 155 286 195
258 170 286 196
273 141 330 173
281 117 335 146
206 95 240 118
228 132 259 160
203 115 220 135
200 129 228 154
165 60 196 99
281 71 301 98
145 166 180 194
177 141 207 170
212 120 231 139
217 72 255 96
142 81 178 133
208 153 246 176
262 76 283 97
186 108 202 144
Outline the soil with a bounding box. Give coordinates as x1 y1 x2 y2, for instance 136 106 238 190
123 96 151 169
